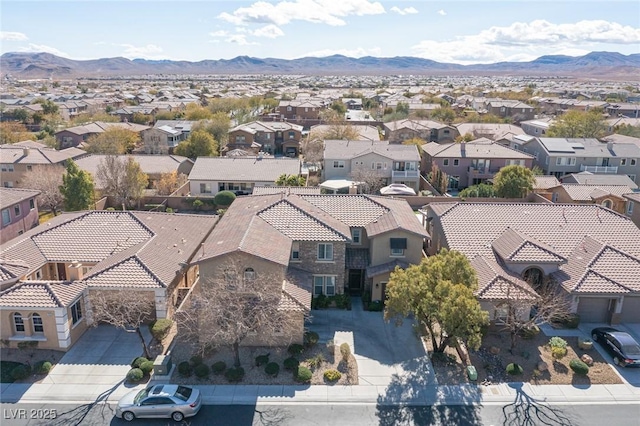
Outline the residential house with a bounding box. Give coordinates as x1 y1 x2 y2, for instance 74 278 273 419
549 184 635 214
559 172 638 189
605 103 640 119
226 121 303 157
0 211 218 350
484 100 535 122
519 137 640 183
141 120 195 154
192 193 429 346
309 124 381 141
0 188 40 244
75 154 192 191
341 98 363 110
422 202 640 324
623 193 640 228
112 106 158 123
55 121 150 149
520 118 554 137
455 123 524 146
276 99 325 121
422 139 535 190
188 156 301 196
323 140 421 192
384 119 457 144
0 144 86 188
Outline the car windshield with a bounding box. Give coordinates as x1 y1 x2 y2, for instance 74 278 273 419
174 386 193 402
623 345 640 355
133 388 150 404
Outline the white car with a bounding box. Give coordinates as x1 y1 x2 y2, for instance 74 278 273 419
115 384 202 422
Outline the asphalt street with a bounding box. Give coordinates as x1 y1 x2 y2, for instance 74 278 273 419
1 402 639 426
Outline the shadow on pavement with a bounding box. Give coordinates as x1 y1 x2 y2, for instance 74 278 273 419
501 382 577 426
46 380 124 426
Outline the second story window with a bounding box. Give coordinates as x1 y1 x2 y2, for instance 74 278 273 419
14 205 20 217
333 161 345 168
351 229 361 244
317 243 333 261
2 208 10 225
291 242 300 260
443 159 449 166
390 238 407 257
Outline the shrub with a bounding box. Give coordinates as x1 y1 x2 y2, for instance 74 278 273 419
225 367 245 383
506 363 523 375
11 365 31 381
305 353 325 370
127 368 144 382
131 356 149 368
178 361 192 377
551 346 568 359
563 314 580 329
304 331 320 348
295 366 312 383
190 355 204 366
323 369 341 382
212 361 226 375
255 354 270 367
265 362 279 377
34 360 52 374
312 294 330 309
569 358 590 375
150 319 173 340
368 300 383 312
214 191 236 207
521 325 540 340
340 343 351 362
549 337 568 349
139 360 154 375
194 363 210 378
284 357 299 371
288 343 304 356
192 199 204 210
334 293 351 310
165 207 174 213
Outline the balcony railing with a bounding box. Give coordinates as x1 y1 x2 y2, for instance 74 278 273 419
391 170 420 179
468 167 499 175
580 165 618 174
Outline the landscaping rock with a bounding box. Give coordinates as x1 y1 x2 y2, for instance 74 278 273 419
537 361 549 372
578 338 593 351
489 346 501 355
581 354 594 366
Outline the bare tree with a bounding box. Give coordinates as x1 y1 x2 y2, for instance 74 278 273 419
301 138 324 169
495 279 572 350
153 171 187 195
19 165 64 215
177 262 307 367
89 290 156 358
349 166 386 194
96 155 149 209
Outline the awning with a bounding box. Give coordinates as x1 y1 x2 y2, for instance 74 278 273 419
319 179 358 191
390 238 407 249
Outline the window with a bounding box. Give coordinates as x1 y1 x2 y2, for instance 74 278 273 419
289 131 295 139
32 314 44 333
453 159 459 166
27 165 32 171
4 181 13 188
333 160 345 168
313 275 336 296
14 205 20 217
351 229 361 244
632 159 637 166
199 183 211 194
390 238 407 257
443 159 449 166
287 106 292 111
555 157 576 166
372 162 383 170
244 267 255 281
317 243 333 261
443 129 450 135
235 135 246 143
1 164 14 172
291 242 300 260
14 313 25 333
621 158 627 166
627 201 634 216
35 270 42 280
71 300 83 325
602 199 613 209
29 199 35 210
18 230 23 235
2 209 10 225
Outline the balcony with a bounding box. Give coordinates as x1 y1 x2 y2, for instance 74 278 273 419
468 167 499 177
391 170 420 179
580 165 618 174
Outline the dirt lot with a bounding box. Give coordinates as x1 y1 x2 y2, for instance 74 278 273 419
429 328 622 386
168 337 358 386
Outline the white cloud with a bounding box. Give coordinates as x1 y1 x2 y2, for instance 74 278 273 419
298 46 382 58
118 44 165 59
218 0 385 27
250 24 285 39
390 6 418 15
18 44 69 57
412 19 640 64
1 31 28 41
437 10 446 16
226 34 259 46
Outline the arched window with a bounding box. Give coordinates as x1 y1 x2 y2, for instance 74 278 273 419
32 313 44 333
523 267 544 289
602 199 613 209
244 268 256 281
13 313 25 333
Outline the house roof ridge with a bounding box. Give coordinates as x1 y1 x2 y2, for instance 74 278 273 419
278 197 349 240
43 281 65 307
574 269 632 294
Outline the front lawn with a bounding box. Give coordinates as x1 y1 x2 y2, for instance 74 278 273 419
1 361 24 383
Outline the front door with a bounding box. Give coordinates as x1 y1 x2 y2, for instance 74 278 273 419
348 269 364 296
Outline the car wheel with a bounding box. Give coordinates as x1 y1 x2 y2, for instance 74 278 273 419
592 333 598 341
613 357 621 367
172 412 185 422
122 411 135 422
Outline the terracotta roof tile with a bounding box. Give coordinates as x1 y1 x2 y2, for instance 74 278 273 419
560 184 634 201
85 257 164 288
0 281 85 308
472 256 538 301
492 228 566 264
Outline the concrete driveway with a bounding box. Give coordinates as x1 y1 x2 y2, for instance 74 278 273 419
307 298 435 396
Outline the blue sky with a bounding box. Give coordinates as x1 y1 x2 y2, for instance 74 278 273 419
1 1 639 64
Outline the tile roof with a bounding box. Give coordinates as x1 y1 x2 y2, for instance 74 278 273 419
366 196 430 238
281 267 312 312
624 193 640 203
302 195 388 227
422 141 534 160
366 259 410 278
560 172 638 189
75 154 189 186
230 120 303 134
0 280 85 308
492 228 566 264
471 256 538 301
84 256 164 288
188 157 301 182
0 188 40 209
533 176 561 190
559 184 636 201
251 186 322 195
323 140 420 162
0 145 86 165
384 118 450 131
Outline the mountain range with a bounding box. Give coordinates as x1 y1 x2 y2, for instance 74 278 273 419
1 51 639 79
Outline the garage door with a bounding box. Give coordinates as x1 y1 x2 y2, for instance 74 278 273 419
577 297 610 322
620 296 640 323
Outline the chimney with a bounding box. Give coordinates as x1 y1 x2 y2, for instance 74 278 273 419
68 261 84 281
23 148 30 157
349 183 358 195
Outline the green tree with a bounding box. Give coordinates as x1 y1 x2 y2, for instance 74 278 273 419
60 160 94 211
459 183 496 198
96 156 149 209
131 112 152 125
402 137 425 153
185 104 214 121
455 132 475 143
546 109 606 138
493 165 535 198
174 129 218 158
395 102 410 117
330 101 347 115
385 249 488 353
214 190 236 207
33 99 59 116
615 124 640 138
430 107 456 124
195 112 231 148
275 174 306 186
